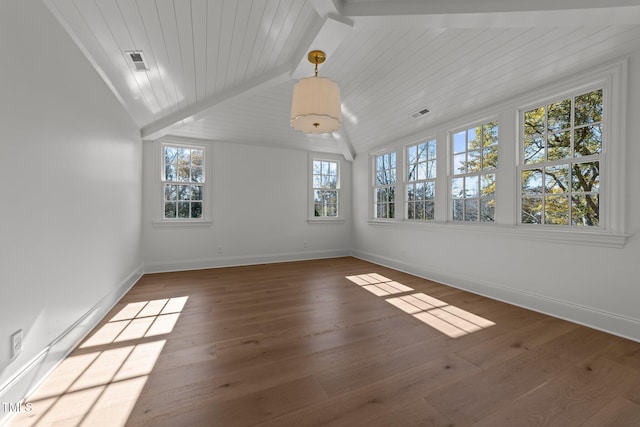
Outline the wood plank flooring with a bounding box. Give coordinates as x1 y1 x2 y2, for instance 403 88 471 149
9 257 640 426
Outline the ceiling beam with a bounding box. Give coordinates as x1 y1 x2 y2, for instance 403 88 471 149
332 128 355 161
141 63 292 141
309 0 343 17
343 0 640 27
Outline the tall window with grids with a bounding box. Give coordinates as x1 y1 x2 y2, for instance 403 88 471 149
162 144 205 219
374 152 396 219
406 139 436 220
312 159 339 217
520 89 602 226
451 121 498 222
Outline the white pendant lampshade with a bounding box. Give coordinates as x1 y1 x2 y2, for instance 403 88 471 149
290 50 342 134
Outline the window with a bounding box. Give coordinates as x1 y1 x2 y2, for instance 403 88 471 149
451 121 498 222
374 152 396 219
312 159 339 217
406 140 436 220
520 89 602 226
161 143 205 220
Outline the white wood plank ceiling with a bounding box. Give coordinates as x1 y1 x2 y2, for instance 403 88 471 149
44 0 640 158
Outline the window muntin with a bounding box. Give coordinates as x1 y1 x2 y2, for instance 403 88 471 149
406 140 436 220
162 144 205 220
312 159 339 217
451 121 498 222
521 89 602 226
374 152 396 219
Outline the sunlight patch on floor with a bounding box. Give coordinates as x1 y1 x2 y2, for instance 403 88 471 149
347 274 495 338
8 297 188 427
346 273 414 296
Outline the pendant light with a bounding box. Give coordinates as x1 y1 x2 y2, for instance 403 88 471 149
290 50 341 134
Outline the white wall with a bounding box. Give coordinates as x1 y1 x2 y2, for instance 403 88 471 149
0 0 143 406
352 51 640 341
142 140 352 272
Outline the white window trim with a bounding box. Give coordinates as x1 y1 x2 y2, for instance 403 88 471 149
448 118 499 223
307 153 344 224
514 59 627 240
152 138 213 227
370 148 400 222
404 137 438 221
366 57 630 248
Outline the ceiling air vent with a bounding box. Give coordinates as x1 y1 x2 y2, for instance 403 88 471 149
126 51 148 71
410 107 430 119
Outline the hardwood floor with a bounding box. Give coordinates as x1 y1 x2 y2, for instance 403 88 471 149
9 257 640 426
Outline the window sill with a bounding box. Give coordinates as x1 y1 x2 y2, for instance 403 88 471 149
151 219 213 228
307 218 345 224
368 219 630 248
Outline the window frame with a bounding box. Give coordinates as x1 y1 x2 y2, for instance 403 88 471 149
372 150 398 220
449 119 499 223
518 87 604 228
405 138 437 221
153 139 212 226
308 154 344 223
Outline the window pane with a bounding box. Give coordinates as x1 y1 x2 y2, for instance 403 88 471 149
574 124 602 157
572 194 599 226
407 184 415 201
481 174 495 198
191 185 202 201
482 146 498 169
164 146 177 164
452 199 464 221
191 202 202 219
524 135 545 164
545 164 569 193
427 140 437 158
192 167 203 183
467 150 481 172
164 202 176 218
452 178 464 199
547 130 570 160
407 202 415 219
547 98 571 131
178 166 190 182
425 181 435 199
465 175 479 198
522 169 543 194
178 185 190 200
415 182 425 200
191 149 203 166
465 199 478 221
521 197 542 224
177 202 190 218
164 185 177 201
425 200 435 220
480 197 495 222
427 159 436 179
177 148 190 163
417 162 427 180
524 107 545 136
418 143 428 162
165 165 176 181
572 161 599 193
414 201 425 219
467 127 480 150
575 89 603 126
544 195 569 225
314 203 323 217
408 145 417 165
453 153 466 175
453 131 466 153
483 121 498 146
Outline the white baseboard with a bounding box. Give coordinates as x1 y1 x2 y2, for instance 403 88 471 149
352 249 640 343
143 249 353 273
0 264 143 426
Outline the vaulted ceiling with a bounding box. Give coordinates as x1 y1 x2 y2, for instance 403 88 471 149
44 0 640 159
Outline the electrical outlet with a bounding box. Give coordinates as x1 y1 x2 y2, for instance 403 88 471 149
11 330 22 358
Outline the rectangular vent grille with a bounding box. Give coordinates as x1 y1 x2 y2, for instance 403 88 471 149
126 51 148 71
410 107 430 119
